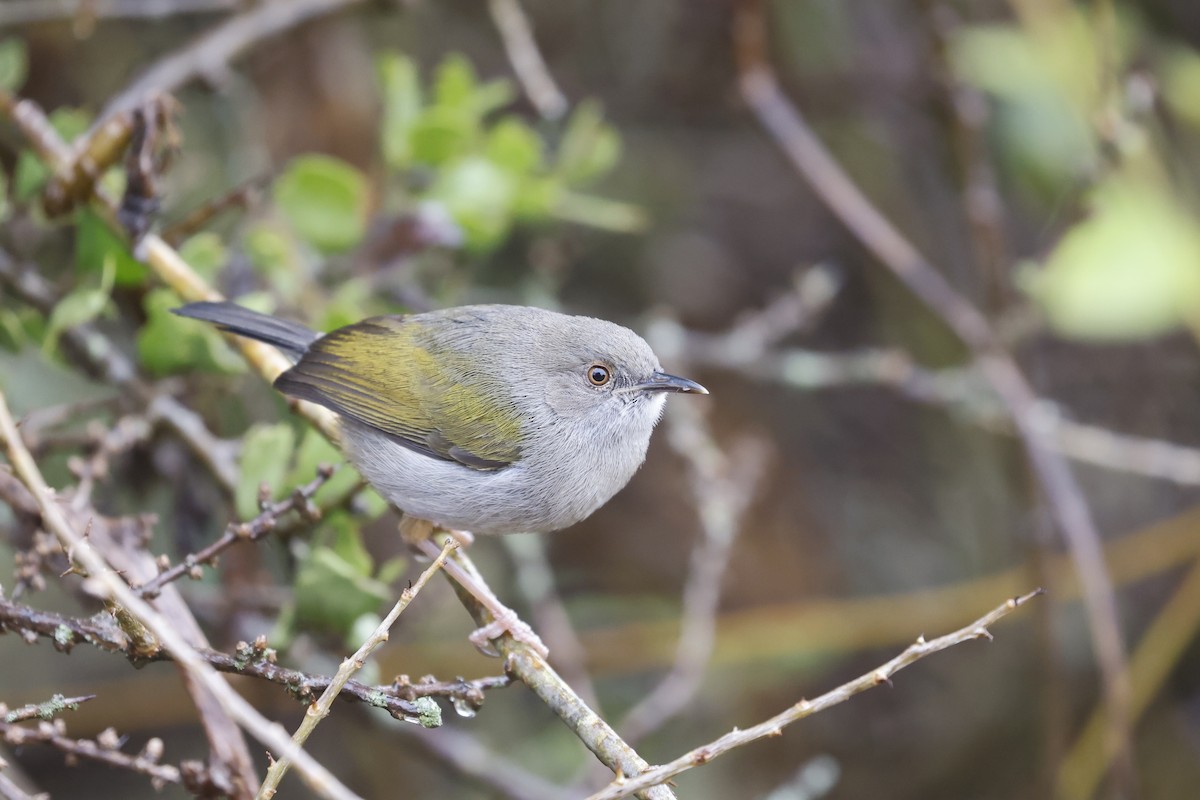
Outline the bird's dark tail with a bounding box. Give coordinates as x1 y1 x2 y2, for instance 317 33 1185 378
172 302 320 360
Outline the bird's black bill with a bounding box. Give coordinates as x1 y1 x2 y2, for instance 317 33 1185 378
633 372 708 395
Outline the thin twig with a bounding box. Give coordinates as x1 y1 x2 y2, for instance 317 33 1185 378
400 725 565 800
487 0 567 120
501 534 601 710
2 694 95 724
96 0 367 124
1057 556 1200 799
0 720 184 790
0 0 238 28
585 589 1044 800
0 391 361 800
162 176 269 246
0 249 240 493
618 405 767 744
136 466 335 599
256 540 456 799
0 596 492 721
0 770 45 800
732 2 1132 777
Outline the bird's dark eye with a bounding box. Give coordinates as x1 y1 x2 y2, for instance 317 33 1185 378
587 365 611 386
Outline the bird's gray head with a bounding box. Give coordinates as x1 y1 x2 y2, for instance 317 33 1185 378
515 312 707 427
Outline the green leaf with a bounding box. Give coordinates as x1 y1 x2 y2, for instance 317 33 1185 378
43 258 114 354
0 38 28 92
376 555 408 586
293 546 390 634
0 169 10 222
286 428 361 508
14 108 94 201
557 101 622 184
471 78 516 117
75 207 147 285
409 107 476 166
274 155 369 253
324 512 373 576
378 52 423 169
432 53 512 118
14 152 49 202
319 277 377 332
48 107 92 142
1024 178 1200 340
236 423 296 520
486 117 543 174
427 156 518 251
1162 47 1200 131
434 54 479 110
138 288 246 376
177 232 227 280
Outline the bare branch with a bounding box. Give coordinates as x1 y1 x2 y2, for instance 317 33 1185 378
97 0 367 124
585 590 1044 800
487 0 567 120
618 403 767 744
2 695 95 724
0 720 184 790
0 0 238 29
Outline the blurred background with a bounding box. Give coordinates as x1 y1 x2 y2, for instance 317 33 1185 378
3 0 1200 798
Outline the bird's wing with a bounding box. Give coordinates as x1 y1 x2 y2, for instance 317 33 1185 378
273 316 522 471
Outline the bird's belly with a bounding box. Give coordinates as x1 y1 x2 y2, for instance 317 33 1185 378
340 422 626 534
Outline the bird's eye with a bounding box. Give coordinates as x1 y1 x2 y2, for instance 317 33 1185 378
587 365 611 386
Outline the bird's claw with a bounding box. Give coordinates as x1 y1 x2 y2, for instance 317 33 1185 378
468 609 549 659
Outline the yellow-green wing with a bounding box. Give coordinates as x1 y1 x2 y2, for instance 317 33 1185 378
274 316 523 470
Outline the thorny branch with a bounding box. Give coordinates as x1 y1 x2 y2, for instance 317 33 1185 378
0 390 361 800
135 466 335 599
0 596 508 721
585 590 1044 800
1 719 186 791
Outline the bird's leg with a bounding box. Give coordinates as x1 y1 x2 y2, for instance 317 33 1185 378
399 514 435 545
447 528 475 547
410 534 549 659
400 515 474 547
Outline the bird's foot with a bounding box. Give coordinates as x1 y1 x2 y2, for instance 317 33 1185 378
468 609 549 659
399 515 434 545
446 528 475 547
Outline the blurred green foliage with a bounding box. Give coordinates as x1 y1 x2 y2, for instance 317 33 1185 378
951 8 1200 342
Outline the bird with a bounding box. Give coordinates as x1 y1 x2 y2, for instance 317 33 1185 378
173 301 708 536
174 301 708 656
